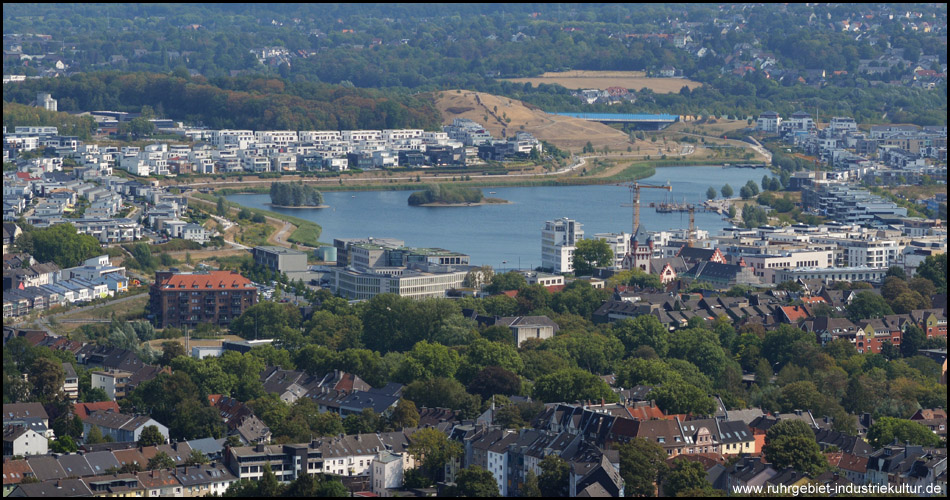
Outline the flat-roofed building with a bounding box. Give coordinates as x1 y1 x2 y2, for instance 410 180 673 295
252 246 308 273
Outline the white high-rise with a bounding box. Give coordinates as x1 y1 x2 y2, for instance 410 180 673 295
542 218 584 273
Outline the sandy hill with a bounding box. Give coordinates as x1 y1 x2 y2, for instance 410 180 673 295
434 90 635 152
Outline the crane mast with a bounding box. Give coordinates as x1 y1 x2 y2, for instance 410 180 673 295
618 182 672 238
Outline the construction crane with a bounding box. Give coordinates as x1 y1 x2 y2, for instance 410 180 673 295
618 182 672 238
687 204 696 248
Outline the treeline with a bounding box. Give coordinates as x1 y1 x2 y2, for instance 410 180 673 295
408 184 483 205
270 182 323 207
3 72 442 131
2 102 97 141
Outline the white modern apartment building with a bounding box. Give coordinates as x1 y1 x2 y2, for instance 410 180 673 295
254 130 298 146
542 218 584 274
811 236 901 268
593 232 631 269
756 111 782 133
741 249 835 284
212 130 256 149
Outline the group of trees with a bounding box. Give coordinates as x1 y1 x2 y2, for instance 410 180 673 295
270 182 323 207
408 184 484 205
14 222 102 268
4 72 442 132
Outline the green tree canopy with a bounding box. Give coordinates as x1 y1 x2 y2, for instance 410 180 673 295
532 368 617 404
620 437 669 497
455 465 500 497
572 238 614 276
867 417 943 449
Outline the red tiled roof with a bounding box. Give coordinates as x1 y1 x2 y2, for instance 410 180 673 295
801 297 827 304
781 305 811 323
74 401 121 421
208 394 222 406
2 459 33 485
158 271 253 290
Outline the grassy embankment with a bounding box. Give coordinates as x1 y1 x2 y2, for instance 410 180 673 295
192 193 322 247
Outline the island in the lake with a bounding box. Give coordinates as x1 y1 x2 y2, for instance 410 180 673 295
270 181 326 208
408 185 510 206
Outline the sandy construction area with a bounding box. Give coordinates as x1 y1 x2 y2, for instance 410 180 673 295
502 70 702 94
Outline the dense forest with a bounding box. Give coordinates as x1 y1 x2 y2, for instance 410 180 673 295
408 184 484 205
3 72 442 131
270 182 323 207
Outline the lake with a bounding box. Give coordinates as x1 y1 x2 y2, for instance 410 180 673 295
227 166 769 270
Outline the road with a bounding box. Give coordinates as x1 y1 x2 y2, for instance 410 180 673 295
744 136 773 163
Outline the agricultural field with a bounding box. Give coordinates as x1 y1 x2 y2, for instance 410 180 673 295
502 70 703 94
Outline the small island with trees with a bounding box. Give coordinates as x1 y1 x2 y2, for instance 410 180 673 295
408 185 509 207
269 182 327 208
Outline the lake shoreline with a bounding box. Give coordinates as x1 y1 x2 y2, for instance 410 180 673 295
267 203 330 209
414 199 512 207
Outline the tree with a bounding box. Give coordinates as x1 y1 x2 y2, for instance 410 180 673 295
721 184 734 198
403 378 481 419
230 301 301 340
15 223 101 268
138 425 166 447
539 455 570 497
533 368 616 404
390 398 420 430
159 341 187 366
486 271 527 294
344 408 381 435
611 314 670 357
706 186 717 200
900 324 927 358
408 428 462 483
620 437 669 497
284 472 348 497
50 435 78 454
647 379 716 415
914 253 947 294
664 458 713 497
216 196 227 216
29 357 65 402
867 417 943 449
455 465 500 497
85 424 109 444
521 470 542 497
572 239 614 276
847 291 894 321
186 449 210 466
146 451 176 470
764 420 827 477
467 366 521 400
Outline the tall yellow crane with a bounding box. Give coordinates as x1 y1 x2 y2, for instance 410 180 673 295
687 204 696 248
618 182 672 238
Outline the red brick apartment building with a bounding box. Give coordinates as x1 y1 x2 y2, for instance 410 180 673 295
150 270 257 329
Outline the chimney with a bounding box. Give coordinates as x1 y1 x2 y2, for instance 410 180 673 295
601 398 605 408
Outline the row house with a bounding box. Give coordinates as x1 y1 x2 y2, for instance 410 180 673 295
226 429 414 482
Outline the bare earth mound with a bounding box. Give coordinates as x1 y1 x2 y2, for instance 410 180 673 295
434 90 635 152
